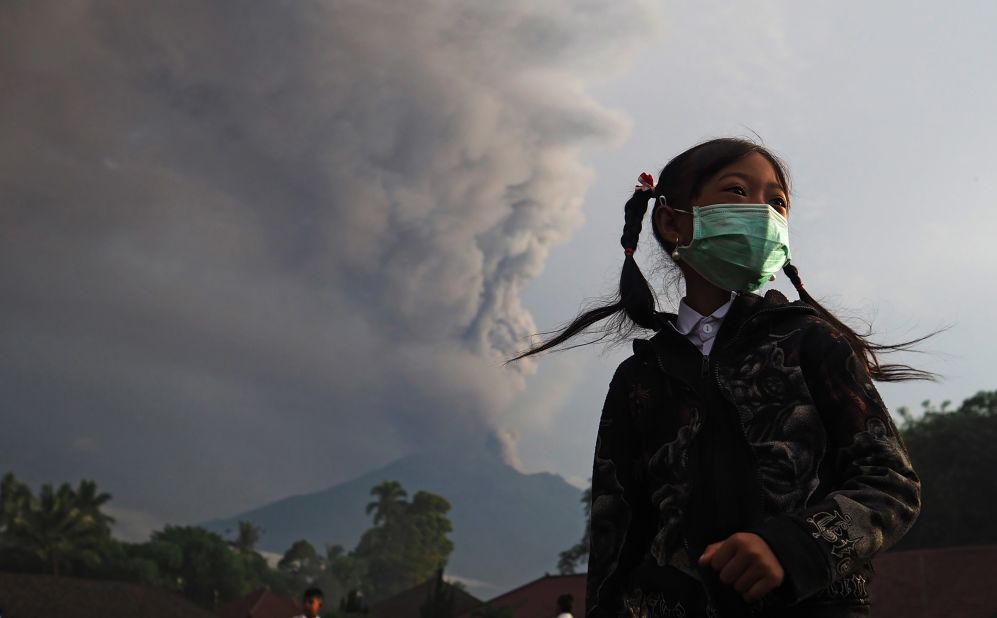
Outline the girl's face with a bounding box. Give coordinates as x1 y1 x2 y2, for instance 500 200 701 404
695 151 789 215
654 151 789 248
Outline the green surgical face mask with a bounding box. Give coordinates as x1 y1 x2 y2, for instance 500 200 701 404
670 202 791 293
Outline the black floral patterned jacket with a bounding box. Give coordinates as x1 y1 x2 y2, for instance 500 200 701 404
585 290 921 618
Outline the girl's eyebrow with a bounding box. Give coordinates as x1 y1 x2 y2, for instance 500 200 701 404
717 171 786 193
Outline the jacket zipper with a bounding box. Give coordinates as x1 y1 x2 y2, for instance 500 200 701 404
656 303 817 614
710 304 817 492
712 304 816 616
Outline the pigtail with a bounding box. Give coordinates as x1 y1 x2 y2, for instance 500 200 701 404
783 262 938 382
620 189 660 330
507 188 658 362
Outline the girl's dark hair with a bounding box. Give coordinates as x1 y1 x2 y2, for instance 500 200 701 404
509 137 936 382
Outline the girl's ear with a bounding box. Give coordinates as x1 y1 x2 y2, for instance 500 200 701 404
653 196 684 246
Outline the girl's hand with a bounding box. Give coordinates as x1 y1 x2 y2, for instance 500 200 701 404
697 532 785 603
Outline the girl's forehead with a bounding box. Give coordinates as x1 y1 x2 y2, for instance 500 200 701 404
711 152 782 184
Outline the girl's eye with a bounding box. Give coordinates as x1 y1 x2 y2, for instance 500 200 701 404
770 197 787 209
725 185 747 196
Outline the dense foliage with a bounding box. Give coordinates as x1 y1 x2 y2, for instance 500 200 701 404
894 391 997 550
0 476 453 613
0 477 113 576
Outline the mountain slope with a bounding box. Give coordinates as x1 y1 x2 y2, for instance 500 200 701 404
202 451 587 596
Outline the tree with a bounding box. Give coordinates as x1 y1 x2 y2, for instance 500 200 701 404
151 525 250 608
894 391 997 550
403 492 455 579
231 520 261 554
0 475 315 605
86 535 183 588
326 543 364 591
557 483 591 575
0 473 31 534
353 482 455 603
278 538 325 584
72 479 114 534
365 480 408 526
1 478 114 576
0 474 461 612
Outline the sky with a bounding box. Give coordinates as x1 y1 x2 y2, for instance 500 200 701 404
2 1 995 541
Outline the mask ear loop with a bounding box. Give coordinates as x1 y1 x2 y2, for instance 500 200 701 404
658 196 692 261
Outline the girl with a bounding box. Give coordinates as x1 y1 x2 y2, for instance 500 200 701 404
512 138 927 617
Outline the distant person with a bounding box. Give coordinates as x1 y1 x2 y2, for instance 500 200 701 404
555 593 574 618
293 587 323 618
512 138 931 616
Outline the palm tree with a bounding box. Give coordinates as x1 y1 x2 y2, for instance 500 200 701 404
9 483 95 575
72 479 114 534
365 481 408 526
232 520 261 554
4 479 114 576
1 473 31 533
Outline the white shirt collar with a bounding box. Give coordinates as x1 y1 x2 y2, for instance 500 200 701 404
672 292 736 336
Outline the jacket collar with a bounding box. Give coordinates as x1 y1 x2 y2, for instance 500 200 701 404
633 289 814 384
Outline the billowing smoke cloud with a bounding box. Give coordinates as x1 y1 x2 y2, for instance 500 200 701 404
0 1 657 526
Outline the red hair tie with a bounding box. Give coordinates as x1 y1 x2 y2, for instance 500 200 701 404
623 247 635 256
635 172 655 193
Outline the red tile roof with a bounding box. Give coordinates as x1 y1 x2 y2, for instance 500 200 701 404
216 588 300 618
457 573 584 618
0 571 216 618
368 577 483 618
